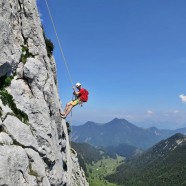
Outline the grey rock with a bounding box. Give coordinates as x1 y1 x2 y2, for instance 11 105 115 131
0 145 38 186
71 149 89 186
0 99 12 119
0 132 13 145
16 62 24 78
3 115 39 150
25 148 46 178
42 176 51 186
23 58 47 88
0 19 13 76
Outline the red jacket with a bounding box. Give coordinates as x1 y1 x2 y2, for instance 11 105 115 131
78 88 88 102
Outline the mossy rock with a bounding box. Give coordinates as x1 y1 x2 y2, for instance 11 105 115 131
42 27 54 58
0 75 14 89
20 45 34 64
0 89 29 124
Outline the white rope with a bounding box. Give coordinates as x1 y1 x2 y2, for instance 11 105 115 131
44 0 74 87
44 2 74 157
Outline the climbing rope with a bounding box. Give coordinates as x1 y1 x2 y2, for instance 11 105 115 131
44 0 75 151
44 0 73 87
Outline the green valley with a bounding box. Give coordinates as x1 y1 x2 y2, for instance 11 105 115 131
87 155 124 186
71 142 124 186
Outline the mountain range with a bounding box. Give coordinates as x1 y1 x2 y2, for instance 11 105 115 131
72 118 186 149
106 133 186 186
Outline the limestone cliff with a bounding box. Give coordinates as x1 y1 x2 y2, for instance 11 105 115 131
0 0 88 185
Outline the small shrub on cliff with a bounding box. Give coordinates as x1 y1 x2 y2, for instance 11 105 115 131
20 45 34 64
42 27 54 58
0 56 28 123
0 75 14 89
66 121 71 134
0 89 29 123
4 76 13 87
45 38 54 58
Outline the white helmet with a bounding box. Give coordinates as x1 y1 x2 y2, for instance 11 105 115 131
76 82 81 88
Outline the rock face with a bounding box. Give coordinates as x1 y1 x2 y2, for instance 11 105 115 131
0 0 88 185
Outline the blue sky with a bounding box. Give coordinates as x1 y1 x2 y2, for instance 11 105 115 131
37 0 186 129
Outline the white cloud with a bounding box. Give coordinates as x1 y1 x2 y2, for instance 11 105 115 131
179 94 186 103
147 110 154 115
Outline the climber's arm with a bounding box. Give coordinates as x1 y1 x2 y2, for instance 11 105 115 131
73 86 80 96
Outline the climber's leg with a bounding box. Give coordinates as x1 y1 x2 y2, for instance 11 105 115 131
61 99 80 119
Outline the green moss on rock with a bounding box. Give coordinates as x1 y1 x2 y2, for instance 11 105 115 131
0 89 29 124
0 75 14 89
20 45 34 64
42 27 54 58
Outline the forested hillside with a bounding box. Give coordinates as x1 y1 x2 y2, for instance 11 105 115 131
106 133 186 186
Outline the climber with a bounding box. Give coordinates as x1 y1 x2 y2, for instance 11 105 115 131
60 82 89 119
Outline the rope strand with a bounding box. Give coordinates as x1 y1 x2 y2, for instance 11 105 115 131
44 0 73 87
44 1 74 153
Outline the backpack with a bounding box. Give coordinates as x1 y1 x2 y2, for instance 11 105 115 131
80 88 89 102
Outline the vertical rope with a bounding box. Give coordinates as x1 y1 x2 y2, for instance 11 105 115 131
44 0 74 87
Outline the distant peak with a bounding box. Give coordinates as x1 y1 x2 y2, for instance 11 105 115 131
106 118 135 127
84 121 95 125
111 118 120 122
111 118 128 123
83 121 97 127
